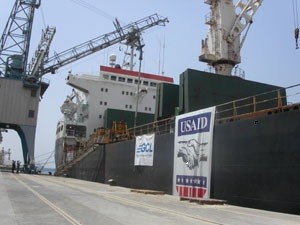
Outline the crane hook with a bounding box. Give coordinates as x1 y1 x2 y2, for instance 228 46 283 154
295 27 299 49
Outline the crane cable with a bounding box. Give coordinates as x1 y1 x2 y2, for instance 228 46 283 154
39 5 47 29
292 0 299 49
68 0 116 22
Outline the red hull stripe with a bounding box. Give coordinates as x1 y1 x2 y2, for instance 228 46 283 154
100 65 173 83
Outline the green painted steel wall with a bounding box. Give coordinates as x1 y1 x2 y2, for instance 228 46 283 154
104 108 154 129
155 83 179 120
179 69 285 114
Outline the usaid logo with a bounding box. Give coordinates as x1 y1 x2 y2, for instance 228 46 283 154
136 143 153 153
177 112 211 136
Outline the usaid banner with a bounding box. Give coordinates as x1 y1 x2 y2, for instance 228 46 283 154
134 133 155 166
173 107 216 199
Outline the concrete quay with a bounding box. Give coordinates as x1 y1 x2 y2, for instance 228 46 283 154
1 171 299 225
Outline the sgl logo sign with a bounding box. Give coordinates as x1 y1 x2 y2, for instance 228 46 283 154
136 143 153 153
134 133 155 166
177 112 211 136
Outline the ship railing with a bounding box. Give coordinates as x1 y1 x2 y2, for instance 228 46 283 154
128 117 175 138
119 84 300 138
215 84 300 122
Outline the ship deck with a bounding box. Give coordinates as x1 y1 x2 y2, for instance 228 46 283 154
1 171 299 225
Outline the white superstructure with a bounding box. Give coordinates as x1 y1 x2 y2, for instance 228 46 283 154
55 65 173 168
66 65 174 137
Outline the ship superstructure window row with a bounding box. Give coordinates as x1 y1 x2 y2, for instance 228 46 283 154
125 104 133 109
122 91 134 96
104 73 157 87
100 88 108 92
100 101 107 105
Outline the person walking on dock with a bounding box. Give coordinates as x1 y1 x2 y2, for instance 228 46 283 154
11 160 16 173
16 161 20 174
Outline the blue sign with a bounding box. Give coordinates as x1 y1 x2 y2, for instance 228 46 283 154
177 112 211 136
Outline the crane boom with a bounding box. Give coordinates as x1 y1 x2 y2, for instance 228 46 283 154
34 14 168 78
28 26 56 79
228 0 263 43
0 0 40 78
199 0 263 76
0 0 169 171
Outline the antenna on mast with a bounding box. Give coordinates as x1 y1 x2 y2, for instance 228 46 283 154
162 35 166 75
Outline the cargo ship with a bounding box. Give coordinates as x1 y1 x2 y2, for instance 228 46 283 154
55 0 300 215
54 60 173 169
55 65 300 215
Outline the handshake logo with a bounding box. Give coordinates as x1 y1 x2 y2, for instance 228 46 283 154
177 139 208 170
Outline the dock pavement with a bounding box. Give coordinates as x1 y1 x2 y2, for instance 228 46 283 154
1 171 299 225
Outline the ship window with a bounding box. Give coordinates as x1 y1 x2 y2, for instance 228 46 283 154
126 91 129 95
145 107 148 111
111 76 117 81
99 115 102 119
150 82 156 87
118 77 125 82
66 124 86 137
104 102 107 106
149 107 152 111
143 81 149 86
103 74 109 79
130 92 133 96
127 78 133 83
134 79 141 84
153 95 156 99
125 104 128 108
28 110 35 118
122 91 125 95
105 88 108 92
31 89 37 97
101 88 104 92
100 101 103 105
129 105 132 109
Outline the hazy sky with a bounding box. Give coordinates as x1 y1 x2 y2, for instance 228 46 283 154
0 0 299 168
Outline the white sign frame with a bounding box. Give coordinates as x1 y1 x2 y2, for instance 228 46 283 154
173 107 216 199
134 133 155 166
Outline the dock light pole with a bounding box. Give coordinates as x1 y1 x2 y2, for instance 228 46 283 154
133 43 144 135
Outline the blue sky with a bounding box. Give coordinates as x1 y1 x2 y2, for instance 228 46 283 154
0 0 299 168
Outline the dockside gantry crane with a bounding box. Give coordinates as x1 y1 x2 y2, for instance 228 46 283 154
199 0 263 76
0 0 168 170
